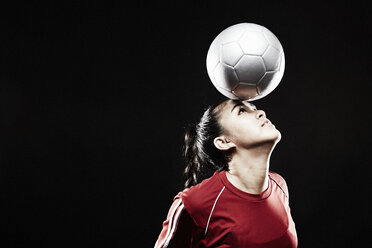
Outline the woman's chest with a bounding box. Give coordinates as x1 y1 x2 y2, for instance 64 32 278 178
200 197 297 247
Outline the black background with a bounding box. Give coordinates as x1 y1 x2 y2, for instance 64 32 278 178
1 1 371 247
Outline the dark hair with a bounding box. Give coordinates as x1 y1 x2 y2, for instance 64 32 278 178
183 100 232 188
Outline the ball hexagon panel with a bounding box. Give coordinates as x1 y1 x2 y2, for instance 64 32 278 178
213 62 239 91
234 55 266 84
232 83 258 100
238 31 269 56
262 46 281 71
206 38 221 76
215 85 239 100
220 42 244 67
261 26 282 51
257 59 284 97
217 23 248 44
240 23 264 33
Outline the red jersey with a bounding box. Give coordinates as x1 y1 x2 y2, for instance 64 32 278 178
155 170 297 248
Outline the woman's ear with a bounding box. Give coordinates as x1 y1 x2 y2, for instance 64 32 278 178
214 136 236 151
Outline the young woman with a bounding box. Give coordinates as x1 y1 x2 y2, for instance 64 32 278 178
154 99 297 248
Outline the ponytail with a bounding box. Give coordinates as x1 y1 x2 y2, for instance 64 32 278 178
183 103 230 188
183 124 201 188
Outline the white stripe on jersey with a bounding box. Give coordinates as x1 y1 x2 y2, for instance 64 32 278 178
155 199 183 248
205 186 226 236
163 203 184 248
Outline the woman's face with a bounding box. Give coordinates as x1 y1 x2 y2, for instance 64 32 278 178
216 100 281 149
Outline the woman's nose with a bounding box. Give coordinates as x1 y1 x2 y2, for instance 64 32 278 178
257 110 266 119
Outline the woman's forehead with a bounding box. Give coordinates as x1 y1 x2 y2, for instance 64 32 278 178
216 100 256 118
225 99 256 109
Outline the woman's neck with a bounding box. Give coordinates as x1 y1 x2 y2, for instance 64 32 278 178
226 143 274 194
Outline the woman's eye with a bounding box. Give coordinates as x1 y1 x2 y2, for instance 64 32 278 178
239 108 246 114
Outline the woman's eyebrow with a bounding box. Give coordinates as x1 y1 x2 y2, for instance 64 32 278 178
231 102 244 112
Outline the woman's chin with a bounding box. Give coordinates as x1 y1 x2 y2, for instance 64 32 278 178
273 130 282 143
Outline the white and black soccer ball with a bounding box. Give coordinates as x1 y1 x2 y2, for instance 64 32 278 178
206 23 285 101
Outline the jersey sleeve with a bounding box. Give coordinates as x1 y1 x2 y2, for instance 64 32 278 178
154 197 195 248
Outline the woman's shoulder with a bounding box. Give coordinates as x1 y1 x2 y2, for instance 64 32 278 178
269 170 286 183
174 171 225 226
269 170 289 197
179 171 224 201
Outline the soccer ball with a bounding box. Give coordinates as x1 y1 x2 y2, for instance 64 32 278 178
206 23 285 101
